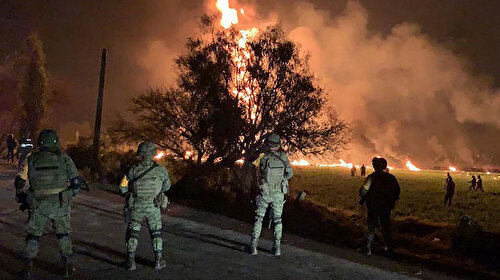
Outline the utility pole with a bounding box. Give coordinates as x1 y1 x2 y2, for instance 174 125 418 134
92 49 107 172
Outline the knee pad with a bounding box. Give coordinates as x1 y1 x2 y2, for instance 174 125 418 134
273 217 282 225
127 228 140 241
150 230 162 240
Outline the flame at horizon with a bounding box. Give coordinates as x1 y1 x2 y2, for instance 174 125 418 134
406 160 421 171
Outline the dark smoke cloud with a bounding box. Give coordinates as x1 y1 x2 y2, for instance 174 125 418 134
1 0 499 168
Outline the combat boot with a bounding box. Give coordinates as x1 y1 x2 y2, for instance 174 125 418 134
21 258 33 280
126 251 136 271
62 256 74 278
249 238 258 255
272 241 281 256
154 251 166 270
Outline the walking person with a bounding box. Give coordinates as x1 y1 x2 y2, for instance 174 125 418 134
468 175 477 191
358 157 400 256
6 134 17 163
444 173 455 206
360 164 366 177
476 175 484 192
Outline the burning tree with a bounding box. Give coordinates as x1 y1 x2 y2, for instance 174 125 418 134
112 16 347 169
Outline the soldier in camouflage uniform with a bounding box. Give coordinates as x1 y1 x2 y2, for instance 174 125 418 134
15 129 84 279
119 141 170 270
249 133 293 256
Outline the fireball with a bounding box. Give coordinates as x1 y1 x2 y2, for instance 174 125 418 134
448 166 458 172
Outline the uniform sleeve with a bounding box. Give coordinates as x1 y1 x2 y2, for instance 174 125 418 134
17 156 29 181
63 154 79 179
259 153 269 171
283 153 293 180
359 175 372 197
161 167 171 192
252 153 265 167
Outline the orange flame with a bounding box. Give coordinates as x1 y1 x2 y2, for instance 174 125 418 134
448 166 458 172
291 159 311 166
216 0 259 124
216 0 238 29
154 151 165 160
406 160 421 171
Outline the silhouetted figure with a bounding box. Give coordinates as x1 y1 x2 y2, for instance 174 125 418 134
468 175 477 191
6 134 16 163
359 157 400 256
444 173 455 206
351 165 357 177
476 175 484 192
360 164 366 177
18 132 34 168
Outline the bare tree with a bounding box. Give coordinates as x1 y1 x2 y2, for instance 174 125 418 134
111 18 348 169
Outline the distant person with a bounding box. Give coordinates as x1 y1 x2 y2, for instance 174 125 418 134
18 132 34 168
468 175 477 191
351 165 357 177
444 173 455 206
476 175 484 192
358 157 400 256
360 164 366 177
6 134 17 163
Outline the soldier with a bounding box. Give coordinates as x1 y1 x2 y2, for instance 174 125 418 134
476 175 484 192
119 141 170 271
6 134 17 163
351 165 357 177
360 164 366 177
468 175 477 191
444 173 455 206
18 132 35 168
358 157 400 256
14 129 85 279
249 133 293 256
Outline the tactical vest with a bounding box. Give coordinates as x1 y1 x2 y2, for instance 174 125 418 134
263 152 287 185
28 151 69 196
130 164 163 204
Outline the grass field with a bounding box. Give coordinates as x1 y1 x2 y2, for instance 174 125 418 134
290 167 500 232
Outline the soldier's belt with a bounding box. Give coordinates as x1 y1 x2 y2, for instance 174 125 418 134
33 187 68 196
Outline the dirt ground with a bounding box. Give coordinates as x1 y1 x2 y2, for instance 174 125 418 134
0 164 459 280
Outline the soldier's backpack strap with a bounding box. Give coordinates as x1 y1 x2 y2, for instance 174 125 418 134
128 162 158 186
268 152 289 168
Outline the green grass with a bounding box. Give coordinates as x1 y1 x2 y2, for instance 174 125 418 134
290 167 500 232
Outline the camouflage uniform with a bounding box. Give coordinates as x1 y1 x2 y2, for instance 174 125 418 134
15 130 82 279
250 133 293 256
119 141 170 270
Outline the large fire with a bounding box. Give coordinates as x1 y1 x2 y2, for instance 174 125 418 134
406 160 421 171
215 0 259 123
448 166 458 172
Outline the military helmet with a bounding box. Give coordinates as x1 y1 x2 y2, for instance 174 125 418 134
266 133 281 147
37 129 60 150
137 141 157 158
